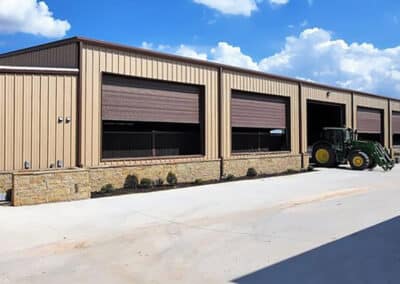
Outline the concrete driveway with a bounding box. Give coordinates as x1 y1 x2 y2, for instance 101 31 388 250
0 166 399 284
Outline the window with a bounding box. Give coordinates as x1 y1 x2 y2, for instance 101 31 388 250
101 74 204 159
232 128 289 153
231 91 290 154
102 121 202 159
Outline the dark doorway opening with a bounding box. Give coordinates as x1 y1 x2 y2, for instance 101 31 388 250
307 100 345 150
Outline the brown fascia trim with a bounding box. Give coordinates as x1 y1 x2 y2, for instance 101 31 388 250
1 35 399 103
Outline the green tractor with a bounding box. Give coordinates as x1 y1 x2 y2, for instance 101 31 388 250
312 127 395 171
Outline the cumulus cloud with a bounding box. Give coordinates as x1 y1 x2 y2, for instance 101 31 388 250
259 28 400 97
193 0 259 16
211 42 259 70
176 45 208 60
0 0 70 38
142 28 400 98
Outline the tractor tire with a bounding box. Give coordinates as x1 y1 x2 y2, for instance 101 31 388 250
368 161 377 170
349 151 370 170
312 144 336 167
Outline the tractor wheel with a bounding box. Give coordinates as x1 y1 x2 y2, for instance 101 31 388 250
349 151 370 170
368 161 377 170
312 144 336 167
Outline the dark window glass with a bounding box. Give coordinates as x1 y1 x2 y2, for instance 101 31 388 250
232 127 289 153
393 134 400 146
102 121 202 159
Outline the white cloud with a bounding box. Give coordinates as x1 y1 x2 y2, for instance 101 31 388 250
176 45 208 60
0 0 70 38
259 28 400 97
142 27 400 98
210 42 259 70
193 0 259 16
269 0 289 5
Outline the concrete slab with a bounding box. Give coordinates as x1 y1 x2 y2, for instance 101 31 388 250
0 166 399 283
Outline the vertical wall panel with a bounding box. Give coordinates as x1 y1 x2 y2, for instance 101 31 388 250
0 73 77 172
354 94 389 147
81 44 219 167
221 71 299 159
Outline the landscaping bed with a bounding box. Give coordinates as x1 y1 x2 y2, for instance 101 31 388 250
91 167 314 199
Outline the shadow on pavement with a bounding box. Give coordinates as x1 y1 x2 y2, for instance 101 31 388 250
232 216 400 284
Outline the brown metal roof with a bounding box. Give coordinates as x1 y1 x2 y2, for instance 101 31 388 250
1 36 399 103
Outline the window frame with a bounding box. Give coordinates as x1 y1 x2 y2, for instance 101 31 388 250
230 90 291 156
100 72 206 162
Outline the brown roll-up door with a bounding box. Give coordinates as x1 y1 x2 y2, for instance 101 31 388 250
393 112 400 134
357 107 382 134
231 91 287 129
102 74 201 124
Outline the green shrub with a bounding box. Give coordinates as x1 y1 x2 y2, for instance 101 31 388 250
124 174 138 189
246 167 258 177
307 165 314 172
226 174 235 181
140 178 153 189
166 172 178 185
193 178 204 185
101 184 114 193
154 178 164 186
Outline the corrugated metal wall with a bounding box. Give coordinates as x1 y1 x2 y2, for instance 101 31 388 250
390 101 400 148
221 71 299 158
353 94 389 147
301 86 352 153
0 43 78 68
0 73 77 171
80 44 219 167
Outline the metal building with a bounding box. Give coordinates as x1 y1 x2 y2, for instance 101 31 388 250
0 37 399 205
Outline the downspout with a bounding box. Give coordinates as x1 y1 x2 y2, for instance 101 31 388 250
77 40 83 167
218 67 224 179
298 82 304 169
388 98 392 156
351 92 355 129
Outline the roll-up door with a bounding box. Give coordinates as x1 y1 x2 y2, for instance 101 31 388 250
357 107 382 134
231 92 287 129
393 112 400 134
102 74 201 124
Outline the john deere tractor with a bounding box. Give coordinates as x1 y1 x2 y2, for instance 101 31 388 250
312 128 395 171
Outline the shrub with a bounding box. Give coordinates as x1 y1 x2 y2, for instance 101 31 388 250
124 174 138 189
166 172 178 185
246 167 258 177
307 165 315 171
154 178 164 186
193 178 204 185
140 178 153 189
226 174 235 181
101 184 114 193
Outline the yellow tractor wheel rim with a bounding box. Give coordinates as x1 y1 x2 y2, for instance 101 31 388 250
352 156 364 167
316 149 330 164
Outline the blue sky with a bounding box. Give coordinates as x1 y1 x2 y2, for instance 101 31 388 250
1 0 400 98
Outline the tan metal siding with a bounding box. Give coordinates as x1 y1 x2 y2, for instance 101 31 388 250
221 71 299 159
0 73 77 172
0 43 78 68
301 86 352 153
81 44 219 167
353 94 389 147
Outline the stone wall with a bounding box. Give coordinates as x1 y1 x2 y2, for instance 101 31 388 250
89 160 221 192
223 154 302 177
0 173 12 200
13 169 91 206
